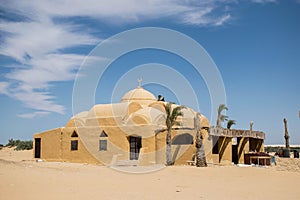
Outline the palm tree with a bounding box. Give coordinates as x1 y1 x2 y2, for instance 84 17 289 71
194 112 207 167
227 119 236 129
283 118 290 148
163 102 186 166
216 104 228 127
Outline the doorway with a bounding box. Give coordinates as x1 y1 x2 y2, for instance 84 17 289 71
34 138 41 158
232 145 238 164
129 136 142 160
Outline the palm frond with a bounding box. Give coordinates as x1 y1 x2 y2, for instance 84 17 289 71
227 119 236 129
174 121 181 126
163 102 172 118
163 103 186 129
220 115 228 121
218 104 228 114
170 106 185 120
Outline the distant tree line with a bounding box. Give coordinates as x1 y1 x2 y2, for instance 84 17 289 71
265 146 300 153
4 139 33 151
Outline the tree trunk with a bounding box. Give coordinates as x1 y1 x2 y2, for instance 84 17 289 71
216 108 222 127
166 130 173 166
195 113 207 167
196 136 207 167
284 118 290 148
216 117 221 128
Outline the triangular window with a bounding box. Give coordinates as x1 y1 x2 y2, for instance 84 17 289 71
100 131 108 137
71 131 78 137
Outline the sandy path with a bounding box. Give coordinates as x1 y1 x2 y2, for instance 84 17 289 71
0 148 299 200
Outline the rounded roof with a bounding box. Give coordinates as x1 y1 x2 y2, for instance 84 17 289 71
121 87 156 103
200 115 210 128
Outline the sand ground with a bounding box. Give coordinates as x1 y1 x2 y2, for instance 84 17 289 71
0 147 299 200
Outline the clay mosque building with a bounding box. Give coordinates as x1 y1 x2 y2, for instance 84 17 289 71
34 83 265 166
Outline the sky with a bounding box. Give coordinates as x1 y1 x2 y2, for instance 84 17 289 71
0 0 299 145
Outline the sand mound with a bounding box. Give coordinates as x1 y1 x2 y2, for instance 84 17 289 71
276 157 300 172
1 148 300 200
0 147 33 162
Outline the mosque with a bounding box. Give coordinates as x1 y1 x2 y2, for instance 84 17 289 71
33 84 265 166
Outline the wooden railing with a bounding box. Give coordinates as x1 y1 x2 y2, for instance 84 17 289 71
209 127 265 139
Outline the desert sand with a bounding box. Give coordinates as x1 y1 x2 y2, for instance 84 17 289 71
0 147 299 200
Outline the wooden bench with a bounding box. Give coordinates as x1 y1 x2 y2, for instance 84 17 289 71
250 156 270 166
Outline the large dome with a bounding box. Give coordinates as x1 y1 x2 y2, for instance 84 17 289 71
121 87 156 104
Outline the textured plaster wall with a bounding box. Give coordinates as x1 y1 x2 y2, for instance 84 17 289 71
238 137 249 164
34 128 62 161
218 137 232 165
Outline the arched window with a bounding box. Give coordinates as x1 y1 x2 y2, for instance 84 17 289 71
172 133 193 145
99 131 108 151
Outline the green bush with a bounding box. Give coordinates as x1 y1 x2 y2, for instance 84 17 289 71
6 139 33 150
15 140 33 151
6 138 21 147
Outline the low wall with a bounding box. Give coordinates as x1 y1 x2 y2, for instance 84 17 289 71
276 157 300 172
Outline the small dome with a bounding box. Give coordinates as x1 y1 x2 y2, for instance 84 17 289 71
200 115 210 128
121 87 156 104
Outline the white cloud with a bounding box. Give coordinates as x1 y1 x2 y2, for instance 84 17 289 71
0 20 98 62
181 7 214 25
2 53 105 114
2 0 232 26
6 54 88 89
17 111 51 119
0 82 10 95
2 83 66 114
0 0 239 118
13 90 65 114
0 5 100 117
251 0 277 3
215 14 231 26
3 0 191 23
181 8 231 26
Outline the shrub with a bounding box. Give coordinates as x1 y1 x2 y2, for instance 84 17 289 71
7 138 15 147
6 139 33 150
15 140 33 151
6 139 21 147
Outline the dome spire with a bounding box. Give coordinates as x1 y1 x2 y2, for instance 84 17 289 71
137 78 142 88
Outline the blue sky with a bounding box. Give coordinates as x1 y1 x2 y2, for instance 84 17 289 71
0 0 299 145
